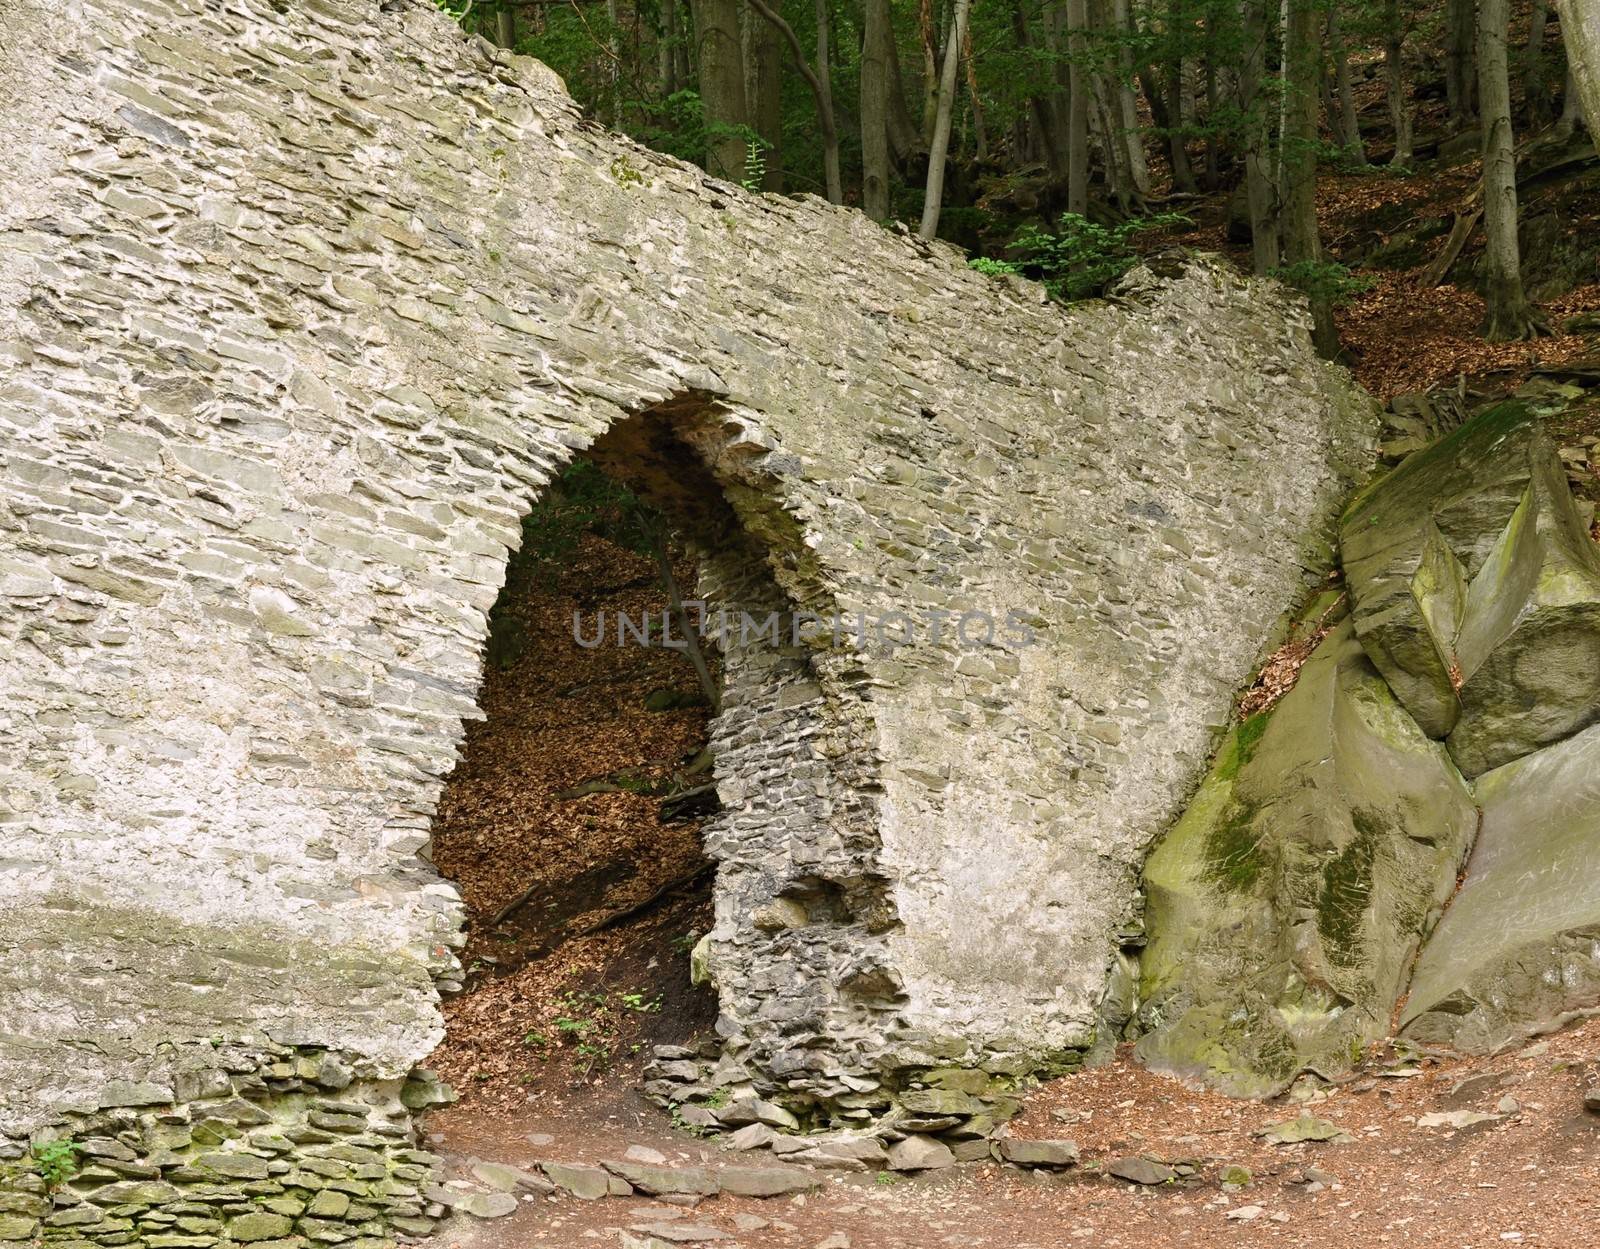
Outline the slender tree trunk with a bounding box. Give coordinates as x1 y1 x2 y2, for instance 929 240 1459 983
677 0 694 86
1525 0 1552 126
887 32 925 161
1019 0 1072 181
661 0 680 96
743 1 784 189
962 16 989 163
1067 0 1091 212
606 0 623 122
1329 6 1367 163
1040 0 1079 185
1478 0 1544 339
1385 0 1414 165
1163 0 1198 191
919 0 972 236
1523 0 1548 124
862 0 894 216
1281 0 1337 356
813 0 842 201
1239 0 1280 273
1094 69 1131 207
1556 67 1586 137
920 0 942 144
1113 0 1152 195
1555 0 1600 134
494 0 515 48
1447 0 1478 128
693 0 748 180
746 0 843 200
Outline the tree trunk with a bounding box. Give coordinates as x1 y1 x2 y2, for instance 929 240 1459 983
920 0 942 144
1024 0 1075 183
743 0 784 189
693 0 748 180
1555 0 1600 135
962 15 989 163
1447 0 1478 128
1238 0 1280 273
1066 0 1091 213
813 0 842 201
746 0 843 201
886 27 925 162
1329 6 1367 163
1113 0 1152 195
919 0 972 237
1385 0 1414 166
1281 0 1337 356
1478 0 1544 339
1525 0 1552 126
661 0 680 96
862 0 894 216
1163 0 1198 192
494 0 515 48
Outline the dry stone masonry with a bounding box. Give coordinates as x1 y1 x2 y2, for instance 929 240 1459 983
1 0 1374 1241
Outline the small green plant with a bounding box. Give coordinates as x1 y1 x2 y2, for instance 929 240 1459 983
32 1140 82 1189
970 212 1192 302
574 1040 611 1077
670 1104 713 1138
705 1087 731 1110
610 155 645 187
741 138 767 192
1269 259 1374 307
874 1169 901 1186
522 1030 550 1050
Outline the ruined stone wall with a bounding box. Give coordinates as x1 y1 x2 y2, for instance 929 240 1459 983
1 0 1373 1192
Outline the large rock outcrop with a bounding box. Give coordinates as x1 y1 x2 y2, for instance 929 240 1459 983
1340 403 1600 774
1403 721 1600 1049
1136 619 1477 1094
0 0 1373 1179
1141 401 1600 1094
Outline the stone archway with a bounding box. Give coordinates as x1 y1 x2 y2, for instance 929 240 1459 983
419 399 905 1127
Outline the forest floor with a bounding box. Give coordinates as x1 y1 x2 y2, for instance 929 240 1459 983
422 1017 1600 1249
419 137 1600 1249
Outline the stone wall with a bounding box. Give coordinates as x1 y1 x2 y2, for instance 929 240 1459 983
0 0 1374 1216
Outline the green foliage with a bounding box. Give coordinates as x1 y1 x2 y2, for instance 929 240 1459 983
32 1140 82 1189
1270 259 1374 307
610 155 646 187
741 138 768 192
971 212 1191 302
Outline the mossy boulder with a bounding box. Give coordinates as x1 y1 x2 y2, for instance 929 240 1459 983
1340 402 1600 776
1135 620 1476 1096
1403 722 1600 1050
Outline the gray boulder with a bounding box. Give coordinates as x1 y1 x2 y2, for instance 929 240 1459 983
997 1138 1079 1168
885 1135 955 1171
1136 620 1477 1095
1340 402 1600 774
1404 722 1600 1050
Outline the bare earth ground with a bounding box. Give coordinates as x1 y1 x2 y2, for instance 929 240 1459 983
420 1017 1600 1249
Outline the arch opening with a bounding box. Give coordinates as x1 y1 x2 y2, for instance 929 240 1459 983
422 402 847 1114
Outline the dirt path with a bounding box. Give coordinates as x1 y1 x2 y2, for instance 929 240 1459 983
419 1017 1600 1249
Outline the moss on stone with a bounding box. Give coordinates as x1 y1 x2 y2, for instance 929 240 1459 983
1317 816 1378 967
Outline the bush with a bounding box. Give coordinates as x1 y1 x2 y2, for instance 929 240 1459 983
970 212 1192 302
